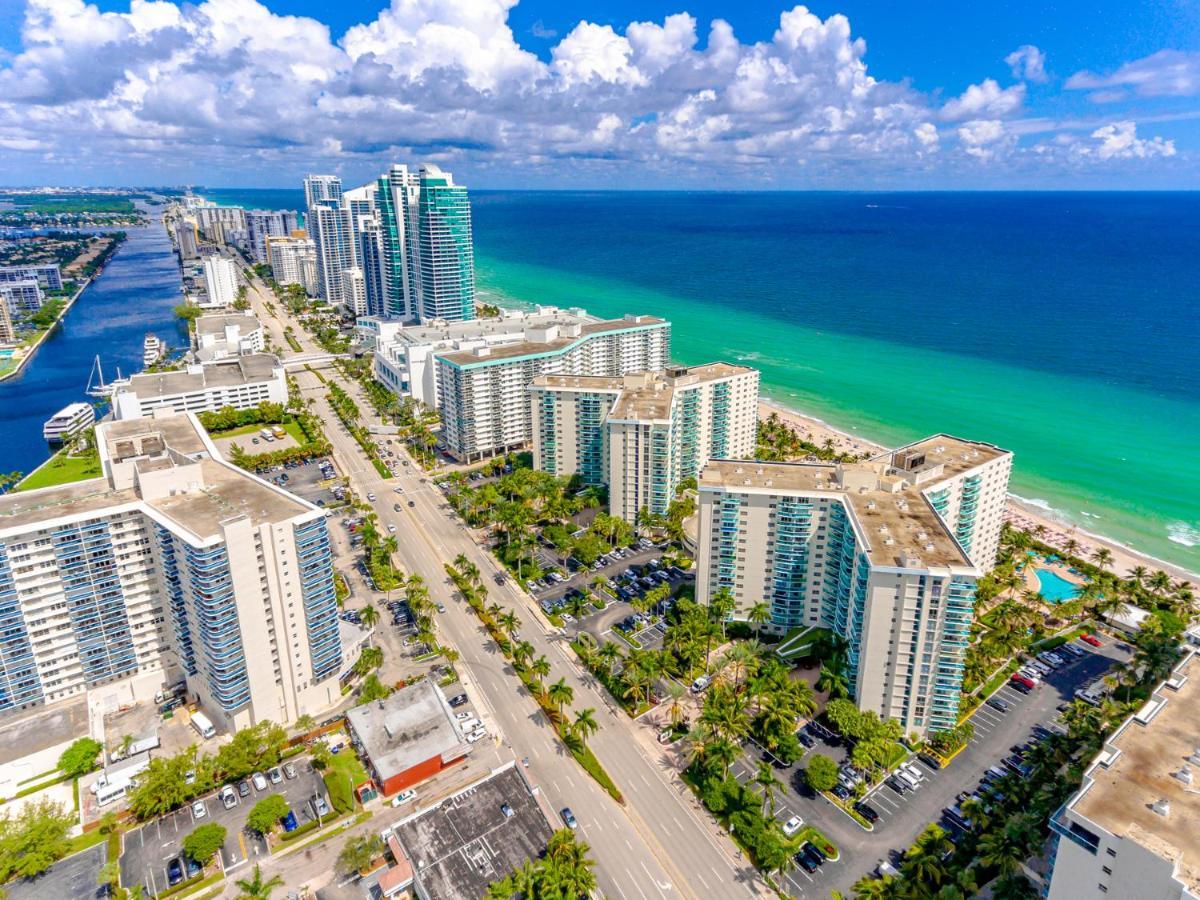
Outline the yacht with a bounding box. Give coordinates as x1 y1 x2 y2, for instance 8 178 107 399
42 402 95 446
142 333 164 367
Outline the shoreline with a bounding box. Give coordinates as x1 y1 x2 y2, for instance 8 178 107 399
757 397 1199 585
0 275 93 383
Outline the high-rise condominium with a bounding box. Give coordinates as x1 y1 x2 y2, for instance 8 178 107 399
245 209 300 264
694 436 1011 735
375 165 421 320
530 364 760 521
417 165 475 322
303 175 349 307
202 256 239 307
0 412 345 730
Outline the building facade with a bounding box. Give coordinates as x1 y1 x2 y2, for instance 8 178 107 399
245 209 300 264
174 222 199 262
0 300 13 344
0 412 344 729
193 314 265 361
267 236 318 296
417 165 475 322
530 363 759 520
0 281 44 318
112 354 287 420
0 264 62 292
202 257 239 308
1046 651 1200 900
193 205 247 244
437 315 671 461
693 435 1011 736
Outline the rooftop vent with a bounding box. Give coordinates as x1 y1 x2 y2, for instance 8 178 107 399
925 543 936 552
1153 798 1171 817
866 500 877 509
1191 747 1200 766
1175 765 1193 785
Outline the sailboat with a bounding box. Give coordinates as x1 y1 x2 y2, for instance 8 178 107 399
85 354 124 398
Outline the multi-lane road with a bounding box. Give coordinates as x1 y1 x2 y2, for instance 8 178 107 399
240 268 764 899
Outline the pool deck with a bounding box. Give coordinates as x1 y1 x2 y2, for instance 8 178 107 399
1021 556 1086 599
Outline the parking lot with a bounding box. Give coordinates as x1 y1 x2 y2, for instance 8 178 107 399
726 633 1130 896
261 456 345 508
120 758 326 895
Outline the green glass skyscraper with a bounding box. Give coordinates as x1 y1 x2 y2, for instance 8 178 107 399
417 164 475 322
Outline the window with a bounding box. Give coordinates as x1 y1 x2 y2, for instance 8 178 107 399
1106 848 1117 858
1098 886 1107 894
1102 866 1112 875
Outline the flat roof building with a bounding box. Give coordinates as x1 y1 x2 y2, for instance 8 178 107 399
694 435 1011 735
1048 651 1200 900
0 411 344 729
193 314 265 362
531 363 759 521
0 264 62 292
345 679 469 796
389 763 554 900
202 257 238 308
112 353 287 420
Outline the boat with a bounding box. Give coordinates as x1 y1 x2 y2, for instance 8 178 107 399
85 354 124 398
43 402 95 446
142 333 164 367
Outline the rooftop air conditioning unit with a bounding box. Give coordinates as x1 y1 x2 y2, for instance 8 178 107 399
1175 766 1193 785
1152 798 1171 817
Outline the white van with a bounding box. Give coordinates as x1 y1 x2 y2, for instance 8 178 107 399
459 717 481 734
691 675 711 694
897 769 921 790
878 860 901 878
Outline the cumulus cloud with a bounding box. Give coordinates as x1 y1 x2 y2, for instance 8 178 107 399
1089 121 1176 159
1005 45 1047 82
1066 50 1200 101
940 79 1025 120
0 0 1184 184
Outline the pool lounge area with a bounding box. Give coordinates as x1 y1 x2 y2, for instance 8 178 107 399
1036 568 1082 604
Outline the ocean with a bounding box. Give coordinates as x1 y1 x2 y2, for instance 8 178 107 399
117 190 1200 571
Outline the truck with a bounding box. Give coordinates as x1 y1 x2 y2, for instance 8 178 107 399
260 428 274 440
190 711 216 739
271 426 286 439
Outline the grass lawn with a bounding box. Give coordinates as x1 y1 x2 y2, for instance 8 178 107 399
15 451 103 492
209 420 308 444
327 748 369 788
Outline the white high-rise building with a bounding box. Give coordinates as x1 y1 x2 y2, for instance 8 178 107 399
245 209 300 263
341 268 368 318
193 206 246 244
1046 651 1200 900
267 236 318 296
530 364 760 521
202 257 239 308
693 435 1012 736
437 314 671 461
1 281 44 317
308 204 353 308
0 411 347 729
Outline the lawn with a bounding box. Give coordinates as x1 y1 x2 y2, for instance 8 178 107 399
209 420 307 444
15 451 103 491
327 748 369 790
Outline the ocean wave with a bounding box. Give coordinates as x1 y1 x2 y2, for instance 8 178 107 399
1167 522 1200 548
1080 511 1102 520
1010 493 1055 513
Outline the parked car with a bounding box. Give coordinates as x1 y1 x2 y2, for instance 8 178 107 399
560 807 578 829
832 783 852 800
855 802 880 824
191 799 206 819
283 763 297 780
251 771 268 791
391 789 417 807
449 693 468 707
268 767 283 785
782 815 804 836
220 786 237 810
986 697 1010 712
167 858 184 886
1081 634 1103 647
237 780 251 797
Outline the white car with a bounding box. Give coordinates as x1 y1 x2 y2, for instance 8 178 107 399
466 728 488 743
390 789 416 807
192 800 206 819
367 493 376 501
251 771 268 791
387 524 396 533
782 815 804 836
455 711 473 720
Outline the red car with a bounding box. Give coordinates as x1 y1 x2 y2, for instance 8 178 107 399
1081 634 1103 648
1010 673 1036 690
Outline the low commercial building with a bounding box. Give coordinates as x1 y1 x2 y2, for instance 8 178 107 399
389 762 554 900
1047 651 1199 900
111 353 287 420
694 435 1012 736
346 679 469 796
531 363 759 520
202 257 239 308
0 411 344 728
0 264 62 292
193 313 265 361
437 314 670 461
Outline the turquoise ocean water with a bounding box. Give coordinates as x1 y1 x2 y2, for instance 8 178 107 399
205 189 1200 573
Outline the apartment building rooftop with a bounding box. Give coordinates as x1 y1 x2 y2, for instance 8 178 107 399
119 353 281 398
532 374 625 392
1071 652 1200 893
373 306 594 346
437 315 667 367
0 412 313 540
610 363 756 422
194 313 260 338
700 458 974 570
884 434 1011 481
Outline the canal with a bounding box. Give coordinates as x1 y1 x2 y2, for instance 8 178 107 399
0 209 188 477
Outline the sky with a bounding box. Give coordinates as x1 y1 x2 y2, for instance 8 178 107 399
0 0 1197 189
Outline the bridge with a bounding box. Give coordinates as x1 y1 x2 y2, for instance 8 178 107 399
282 351 351 371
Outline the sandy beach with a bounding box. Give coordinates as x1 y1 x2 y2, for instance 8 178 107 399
758 399 1198 586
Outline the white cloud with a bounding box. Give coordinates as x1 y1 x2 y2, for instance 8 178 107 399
1066 50 1200 102
1090 121 1176 159
940 79 1025 120
1005 45 1047 83
0 0 1185 185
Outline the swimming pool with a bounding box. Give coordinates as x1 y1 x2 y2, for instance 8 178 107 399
1036 568 1081 604
0 350 13 360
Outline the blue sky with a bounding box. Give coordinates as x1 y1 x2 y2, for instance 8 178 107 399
0 0 1197 187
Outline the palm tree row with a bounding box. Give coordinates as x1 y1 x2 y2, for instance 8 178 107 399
484 829 598 898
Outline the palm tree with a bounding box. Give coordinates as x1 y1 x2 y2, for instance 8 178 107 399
852 874 896 899
572 708 600 742
499 610 521 639
753 760 784 816
664 681 687 728
548 678 574 717
598 641 622 676
235 865 284 900
530 656 551 692
747 602 770 637
360 604 379 631
816 656 850 699
1092 546 1114 569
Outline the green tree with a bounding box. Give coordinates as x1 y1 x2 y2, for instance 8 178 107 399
358 673 392 704
182 823 227 865
0 798 74 880
548 678 574 717
246 795 289 836
337 833 383 875
234 864 284 899
57 737 103 777
803 753 839 792
572 708 600 743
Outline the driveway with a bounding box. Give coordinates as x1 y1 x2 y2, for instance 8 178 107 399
727 633 1130 897
120 759 326 895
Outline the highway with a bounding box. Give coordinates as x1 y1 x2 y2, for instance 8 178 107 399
241 267 766 899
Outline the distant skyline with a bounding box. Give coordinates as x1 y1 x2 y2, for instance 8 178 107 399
0 0 1197 189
